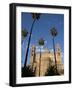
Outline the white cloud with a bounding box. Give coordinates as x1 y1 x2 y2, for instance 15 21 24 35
36 46 40 49
49 49 53 52
36 47 46 53
45 40 47 44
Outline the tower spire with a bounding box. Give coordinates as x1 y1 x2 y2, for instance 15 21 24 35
56 43 61 53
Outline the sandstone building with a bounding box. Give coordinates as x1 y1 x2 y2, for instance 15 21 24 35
30 44 64 76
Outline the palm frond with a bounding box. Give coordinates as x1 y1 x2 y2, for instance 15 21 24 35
50 27 58 37
38 38 45 46
22 29 28 38
32 13 41 20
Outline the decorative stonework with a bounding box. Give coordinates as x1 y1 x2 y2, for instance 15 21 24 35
30 44 64 76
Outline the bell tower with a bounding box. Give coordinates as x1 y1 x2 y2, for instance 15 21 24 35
56 43 62 64
30 45 36 69
56 44 64 74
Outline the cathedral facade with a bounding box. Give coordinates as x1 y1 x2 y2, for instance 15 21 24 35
30 44 64 76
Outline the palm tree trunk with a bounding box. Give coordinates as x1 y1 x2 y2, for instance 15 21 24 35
24 19 36 68
52 37 57 73
39 47 41 76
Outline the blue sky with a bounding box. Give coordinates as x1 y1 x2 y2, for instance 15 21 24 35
21 12 64 67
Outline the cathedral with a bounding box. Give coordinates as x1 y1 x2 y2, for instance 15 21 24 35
30 44 64 76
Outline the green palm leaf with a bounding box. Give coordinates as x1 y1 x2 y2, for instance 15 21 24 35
32 13 41 20
22 29 28 38
38 38 44 46
50 27 58 37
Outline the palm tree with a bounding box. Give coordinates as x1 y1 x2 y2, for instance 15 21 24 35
22 65 35 77
24 13 41 68
45 65 59 76
38 38 44 76
22 29 28 43
50 27 58 73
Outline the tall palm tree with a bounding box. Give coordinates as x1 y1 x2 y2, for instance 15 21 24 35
24 13 41 68
50 27 58 73
38 38 44 76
